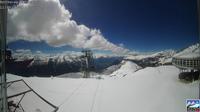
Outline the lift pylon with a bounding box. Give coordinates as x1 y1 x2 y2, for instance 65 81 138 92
80 50 94 78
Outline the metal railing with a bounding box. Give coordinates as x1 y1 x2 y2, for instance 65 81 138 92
172 57 200 70
0 79 59 112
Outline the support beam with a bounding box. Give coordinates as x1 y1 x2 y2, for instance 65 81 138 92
0 0 8 112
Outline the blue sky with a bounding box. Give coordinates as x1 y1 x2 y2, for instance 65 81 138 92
8 0 199 53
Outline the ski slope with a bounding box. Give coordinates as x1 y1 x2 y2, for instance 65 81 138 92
7 61 199 112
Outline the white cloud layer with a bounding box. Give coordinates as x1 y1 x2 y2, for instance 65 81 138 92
7 0 129 54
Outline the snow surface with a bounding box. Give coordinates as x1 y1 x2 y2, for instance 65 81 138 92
57 72 84 78
7 62 199 112
125 50 175 61
109 61 141 78
101 63 122 75
174 43 200 58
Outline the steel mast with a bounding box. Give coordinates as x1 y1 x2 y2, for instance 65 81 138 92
0 0 8 112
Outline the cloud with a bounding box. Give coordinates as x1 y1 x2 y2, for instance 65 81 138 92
7 0 129 54
15 49 32 54
35 50 42 54
13 49 33 60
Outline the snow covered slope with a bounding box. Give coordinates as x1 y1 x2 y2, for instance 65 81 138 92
101 63 122 75
125 50 175 61
125 43 199 65
110 61 141 78
174 43 200 58
125 50 176 66
7 65 199 112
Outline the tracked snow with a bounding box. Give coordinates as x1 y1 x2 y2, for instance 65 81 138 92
6 64 199 112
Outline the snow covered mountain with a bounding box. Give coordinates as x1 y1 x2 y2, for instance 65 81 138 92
124 51 174 68
8 51 123 76
174 43 199 58
109 61 141 78
125 49 175 61
8 43 199 77
125 43 199 66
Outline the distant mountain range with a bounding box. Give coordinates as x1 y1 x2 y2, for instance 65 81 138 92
7 43 199 77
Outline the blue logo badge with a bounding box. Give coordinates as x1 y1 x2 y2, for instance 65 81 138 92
187 99 200 112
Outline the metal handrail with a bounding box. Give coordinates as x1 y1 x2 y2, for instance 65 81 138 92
172 57 200 70
0 79 59 112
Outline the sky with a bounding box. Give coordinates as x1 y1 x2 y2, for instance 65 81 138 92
7 0 199 53
63 0 199 51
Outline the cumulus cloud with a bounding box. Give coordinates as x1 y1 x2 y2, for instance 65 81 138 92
7 0 129 54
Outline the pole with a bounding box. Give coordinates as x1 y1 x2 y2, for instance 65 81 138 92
198 0 200 45
0 0 8 111
197 0 200 99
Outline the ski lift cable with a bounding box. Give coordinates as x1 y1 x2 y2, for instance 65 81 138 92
57 79 87 108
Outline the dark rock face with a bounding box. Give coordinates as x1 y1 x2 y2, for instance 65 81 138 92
94 57 123 72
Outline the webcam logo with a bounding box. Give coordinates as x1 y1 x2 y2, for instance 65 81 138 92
187 99 200 112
